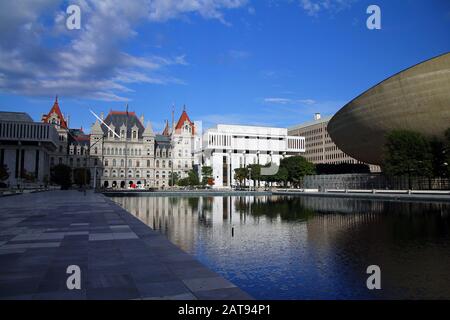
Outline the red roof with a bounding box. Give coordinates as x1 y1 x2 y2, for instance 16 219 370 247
42 96 67 128
175 109 195 135
110 111 136 116
162 120 170 136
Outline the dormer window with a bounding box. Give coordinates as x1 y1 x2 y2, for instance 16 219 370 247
133 131 137 139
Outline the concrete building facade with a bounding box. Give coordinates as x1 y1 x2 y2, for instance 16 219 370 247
288 113 381 172
201 124 305 188
0 112 58 187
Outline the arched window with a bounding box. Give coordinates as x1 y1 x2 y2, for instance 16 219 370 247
113 159 116 166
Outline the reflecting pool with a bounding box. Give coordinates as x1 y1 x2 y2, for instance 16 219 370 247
110 195 450 299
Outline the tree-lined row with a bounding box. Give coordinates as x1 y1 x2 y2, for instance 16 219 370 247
383 128 450 187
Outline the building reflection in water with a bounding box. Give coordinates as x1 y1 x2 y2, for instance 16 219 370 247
111 195 450 299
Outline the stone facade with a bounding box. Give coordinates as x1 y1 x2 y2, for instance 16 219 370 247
40 98 197 189
41 97 91 170
88 109 196 189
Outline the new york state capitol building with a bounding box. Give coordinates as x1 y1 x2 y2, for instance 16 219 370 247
0 97 306 189
38 97 197 189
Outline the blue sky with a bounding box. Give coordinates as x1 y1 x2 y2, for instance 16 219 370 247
0 0 449 132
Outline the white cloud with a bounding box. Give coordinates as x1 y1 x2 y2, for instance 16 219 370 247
299 0 356 16
264 97 316 105
0 0 247 101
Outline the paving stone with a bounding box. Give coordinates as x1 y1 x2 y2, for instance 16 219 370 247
0 190 252 300
183 277 236 292
112 232 138 240
136 280 190 298
194 287 254 300
88 233 114 241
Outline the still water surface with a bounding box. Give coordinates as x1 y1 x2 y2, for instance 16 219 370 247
110 195 450 299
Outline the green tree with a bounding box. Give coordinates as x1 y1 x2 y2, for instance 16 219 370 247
0 164 9 182
445 128 450 177
168 171 180 186
201 166 213 186
247 164 262 188
51 164 72 190
21 169 36 183
430 137 448 178
187 169 200 186
177 177 189 187
73 168 91 188
234 167 248 187
279 156 315 188
383 130 433 188
275 166 289 187
176 170 200 187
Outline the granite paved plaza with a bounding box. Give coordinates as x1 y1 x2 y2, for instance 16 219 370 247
0 190 252 300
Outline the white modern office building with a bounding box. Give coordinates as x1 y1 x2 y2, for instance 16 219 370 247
200 124 305 188
0 112 59 187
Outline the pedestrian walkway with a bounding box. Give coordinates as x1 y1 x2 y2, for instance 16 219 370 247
0 190 252 300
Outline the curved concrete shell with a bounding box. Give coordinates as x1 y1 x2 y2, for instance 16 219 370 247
327 52 450 166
